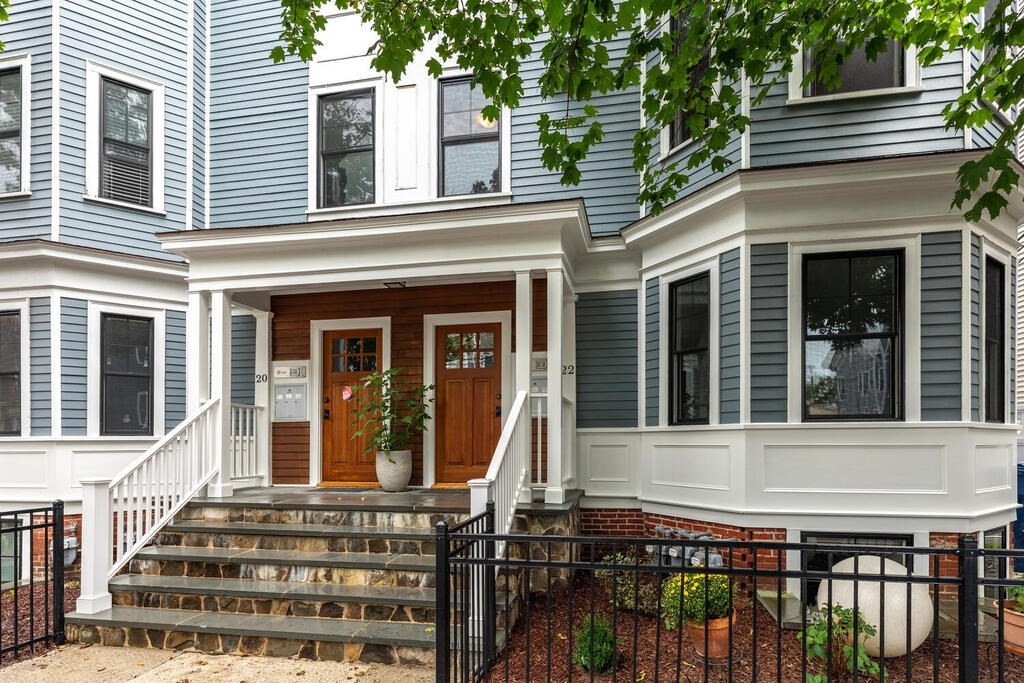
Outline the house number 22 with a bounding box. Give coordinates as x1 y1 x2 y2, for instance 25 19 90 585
562 365 575 375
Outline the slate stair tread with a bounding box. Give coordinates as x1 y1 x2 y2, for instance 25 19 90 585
109 574 436 605
167 520 435 539
65 607 437 648
135 545 434 571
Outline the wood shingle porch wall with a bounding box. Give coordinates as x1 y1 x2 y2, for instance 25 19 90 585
270 280 548 485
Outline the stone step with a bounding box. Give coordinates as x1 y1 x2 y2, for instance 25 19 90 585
65 606 436 665
180 503 466 531
159 520 436 555
129 546 435 587
109 574 437 622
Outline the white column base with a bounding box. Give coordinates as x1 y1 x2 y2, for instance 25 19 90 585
75 592 112 615
206 481 234 498
544 486 565 505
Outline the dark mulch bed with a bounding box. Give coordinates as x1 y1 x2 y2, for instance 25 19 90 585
487 574 1024 682
0 578 80 666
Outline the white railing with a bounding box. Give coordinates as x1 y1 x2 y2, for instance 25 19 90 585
77 398 220 614
469 391 530 550
230 403 262 482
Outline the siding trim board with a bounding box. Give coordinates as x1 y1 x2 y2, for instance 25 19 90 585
919 231 962 421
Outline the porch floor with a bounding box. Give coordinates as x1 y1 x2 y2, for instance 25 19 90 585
195 486 471 513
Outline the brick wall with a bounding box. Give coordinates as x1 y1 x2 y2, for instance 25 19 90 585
29 512 81 580
580 508 644 536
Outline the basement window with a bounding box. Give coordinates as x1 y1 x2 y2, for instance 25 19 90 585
801 532 914 604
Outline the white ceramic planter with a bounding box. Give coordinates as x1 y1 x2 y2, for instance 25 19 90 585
376 449 413 492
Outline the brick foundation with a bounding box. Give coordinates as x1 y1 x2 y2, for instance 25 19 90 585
29 512 81 581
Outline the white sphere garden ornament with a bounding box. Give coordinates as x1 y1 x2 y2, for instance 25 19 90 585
815 555 932 658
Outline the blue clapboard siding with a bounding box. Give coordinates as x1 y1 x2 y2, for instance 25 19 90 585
511 30 641 237
645 278 659 426
576 290 638 428
0 0 52 242
749 244 788 422
60 298 87 435
208 0 308 228
165 309 186 428
192 0 208 229
719 248 741 423
750 51 963 167
1011 259 1016 422
58 0 188 259
920 231 962 420
231 315 256 405
29 297 50 435
971 234 981 421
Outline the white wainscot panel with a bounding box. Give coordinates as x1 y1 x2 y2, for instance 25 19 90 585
0 449 48 488
579 433 639 497
650 444 731 491
762 444 946 494
975 444 1013 493
69 448 147 488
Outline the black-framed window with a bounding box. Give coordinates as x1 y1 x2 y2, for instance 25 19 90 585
101 78 152 206
101 314 153 436
985 257 1005 422
800 532 914 604
439 77 500 196
0 517 19 587
0 68 22 194
803 40 905 97
667 14 711 149
669 272 710 425
319 89 374 208
983 525 1008 599
0 312 20 436
803 250 902 420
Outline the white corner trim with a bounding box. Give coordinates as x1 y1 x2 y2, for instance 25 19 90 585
0 299 31 437
422 310 512 487
0 54 32 195
86 302 166 438
308 317 392 486
84 62 166 213
50 2 60 241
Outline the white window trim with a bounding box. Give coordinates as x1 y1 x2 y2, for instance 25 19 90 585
87 302 165 438
787 237 921 423
659 257 720 427
434 70 512 199
787 43 922 105
0 54 32 197
84 62 166 212
0 299 31 438
307 79 383 213
979 239 1013 424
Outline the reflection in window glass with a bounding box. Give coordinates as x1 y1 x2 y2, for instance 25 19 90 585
0 69 21 193
804 40 904 96
101 314 153 435
319 90 374 207
983 526 1007 599
440 78 499 196
803 251 901 419
101 78 152 206
669 273 710 424
0 312 19 436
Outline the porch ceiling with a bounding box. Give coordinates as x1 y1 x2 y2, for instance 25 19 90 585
159 199 613 293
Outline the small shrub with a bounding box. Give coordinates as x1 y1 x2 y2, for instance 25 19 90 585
661 572 732 629
595 553 659 615
796 604 884 683
572 615 618 673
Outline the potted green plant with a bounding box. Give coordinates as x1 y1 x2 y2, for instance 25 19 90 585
345 368 434 492
996 585 1024 655
662 572 734 660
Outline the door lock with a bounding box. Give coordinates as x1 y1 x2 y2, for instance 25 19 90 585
494 406 501 418
323 409 331 420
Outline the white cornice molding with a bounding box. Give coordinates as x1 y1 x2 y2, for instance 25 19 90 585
0 240 188 280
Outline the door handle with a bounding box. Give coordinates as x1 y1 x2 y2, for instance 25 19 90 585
323 409 331 420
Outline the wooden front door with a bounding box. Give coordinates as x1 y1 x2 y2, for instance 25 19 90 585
322 329 381 484
435 323 502 484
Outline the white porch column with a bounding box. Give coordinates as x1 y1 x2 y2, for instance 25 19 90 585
545 268 564 504
185 290 210 410
208 290 233 497
77 478 112 614
562 284 577 488
514 270 533 503
254 311 272 485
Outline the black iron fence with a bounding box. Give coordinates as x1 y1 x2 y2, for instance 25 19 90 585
0 502 66 663
436 513 1024 682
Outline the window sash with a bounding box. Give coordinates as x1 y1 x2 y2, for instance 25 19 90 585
803 40 905 97
668 272 711 425
100 78 152 206
0 311 20 436
984 257 1005 423
100 314 153 436
439 76 501 196
0 68 22 194
318 90 375 208
667 14 711 149
802 250 903 421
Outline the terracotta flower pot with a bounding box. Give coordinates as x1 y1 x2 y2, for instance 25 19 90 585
687 610 735 661
995 600 1024 655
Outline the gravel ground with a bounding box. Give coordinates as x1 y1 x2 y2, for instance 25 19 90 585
0 645 434 682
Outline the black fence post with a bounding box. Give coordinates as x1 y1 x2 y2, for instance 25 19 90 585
435 519 450 683
483 501 496 665
52 501 65 645
958 534 979 683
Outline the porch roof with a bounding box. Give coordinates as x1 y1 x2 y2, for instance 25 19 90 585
158 199 625 293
